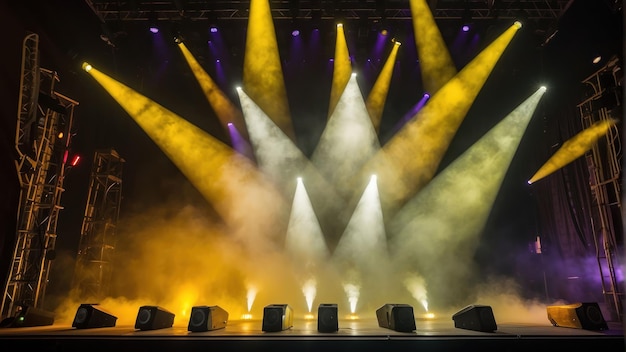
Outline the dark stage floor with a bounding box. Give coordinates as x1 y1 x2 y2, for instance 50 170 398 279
0 316 623 352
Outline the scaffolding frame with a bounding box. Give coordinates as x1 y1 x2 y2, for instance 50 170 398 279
576 56 623 321
72 149 124 301
1 33 79 320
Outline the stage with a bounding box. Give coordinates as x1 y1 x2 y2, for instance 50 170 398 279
0 316 623 351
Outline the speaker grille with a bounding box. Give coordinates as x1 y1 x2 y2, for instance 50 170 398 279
74 307 89 324
189 309 206 328
137 308 152 325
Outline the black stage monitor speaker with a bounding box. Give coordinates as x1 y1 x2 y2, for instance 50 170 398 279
546 302 608 330
188 305 229 332
317 303 338 332
135 305 175 330
452 304 497 332
72 304 117 329
262 304 293 332
376 303 416 332
9 305 55 327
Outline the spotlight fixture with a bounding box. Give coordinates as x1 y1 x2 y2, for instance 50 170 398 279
262 304 293 332
82 62 93 72
452 304 497 332
546 302 608 331
317 304 338 332
72 304 117 329
135 305 175 331
148 12 159 33
188 305 229 332
376 304 416 332
461 1 472 32
592 55 602 64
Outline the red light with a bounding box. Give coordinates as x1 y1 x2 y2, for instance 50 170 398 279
71 155 81 167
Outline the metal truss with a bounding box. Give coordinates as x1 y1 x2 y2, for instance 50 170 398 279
1 32 79 320
72 149 124 302
577 56 623 322
85 0 573 23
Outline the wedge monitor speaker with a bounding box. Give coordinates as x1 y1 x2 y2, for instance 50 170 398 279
546 302 608 330
7 305 55 327
317 303 338 332
135 305 175 330
262 304 293 332
72 304 117 329
188 305 229 332
452 304 497 332
376 303 416 332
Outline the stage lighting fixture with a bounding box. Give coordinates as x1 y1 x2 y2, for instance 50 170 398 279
188 305 229 332
5 305 55 328
148 12 159 33
546 302 608 331
135 306 175 331
452 304 497 332
262 304 293 332
317 304 338 332
376 304 416 332
72 304 117 329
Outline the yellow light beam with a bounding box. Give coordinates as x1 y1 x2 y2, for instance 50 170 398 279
410 0 458 95
389 86 546 307
328 23 353 118
243 0 295 140
528 118 618 184
366 41 401 132
177 42 248 139
360 22 522 218
84 63 289 245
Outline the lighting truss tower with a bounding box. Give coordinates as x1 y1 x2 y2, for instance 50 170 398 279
1 32 79 320
577 55 623 321
71 149 124 301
